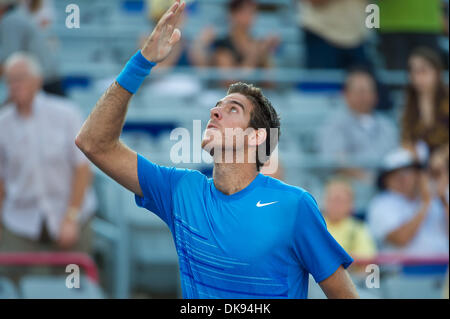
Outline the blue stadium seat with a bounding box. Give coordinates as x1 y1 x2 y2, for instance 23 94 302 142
381 274 446 299
0 277 19 299
19 275 105 299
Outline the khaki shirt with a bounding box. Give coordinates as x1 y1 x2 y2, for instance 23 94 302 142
299 0 369 48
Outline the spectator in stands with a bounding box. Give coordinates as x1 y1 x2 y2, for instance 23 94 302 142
210 0 279 78
0 53 96 266
319 68 398 178
0 0 63 96
401 47 449 181
377 0 448 70
20 0 55 30
322 178 377 259
367 148 449 256
297 0 371 69
212 0 279 68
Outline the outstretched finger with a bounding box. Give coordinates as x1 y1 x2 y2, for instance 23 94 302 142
168 28 182 46
157 1 179 29
171 1 186 28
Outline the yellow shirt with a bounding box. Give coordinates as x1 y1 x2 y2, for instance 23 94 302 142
325 217 377 260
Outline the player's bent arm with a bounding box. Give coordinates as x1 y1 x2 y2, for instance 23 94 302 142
318 265 359 299
75 82 143 197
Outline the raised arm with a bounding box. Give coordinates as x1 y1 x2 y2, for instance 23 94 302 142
75 1 186 197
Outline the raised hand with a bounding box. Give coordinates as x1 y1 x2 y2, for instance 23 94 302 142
141 0 186 63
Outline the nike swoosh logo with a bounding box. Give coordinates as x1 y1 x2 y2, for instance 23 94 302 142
256 201 278 207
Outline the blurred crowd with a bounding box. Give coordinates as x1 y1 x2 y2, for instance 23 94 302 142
0 0 448 297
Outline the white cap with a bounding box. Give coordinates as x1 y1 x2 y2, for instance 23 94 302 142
377 148 422 189
381 148 416 172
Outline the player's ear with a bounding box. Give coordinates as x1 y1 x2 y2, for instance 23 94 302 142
249 128 267 147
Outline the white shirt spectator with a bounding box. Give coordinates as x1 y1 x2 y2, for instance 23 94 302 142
20 0 55 29
367 191 448 256
0 92 96 240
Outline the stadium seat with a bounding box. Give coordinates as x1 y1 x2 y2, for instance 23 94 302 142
0 277 19 299
381 274 446 299
19 275 105 299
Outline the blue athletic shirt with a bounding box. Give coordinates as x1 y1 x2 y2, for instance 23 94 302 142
135 154 353 299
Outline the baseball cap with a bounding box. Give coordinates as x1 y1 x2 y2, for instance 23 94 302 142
377 148 423 190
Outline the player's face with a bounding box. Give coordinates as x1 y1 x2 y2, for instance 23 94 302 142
202 93 256 156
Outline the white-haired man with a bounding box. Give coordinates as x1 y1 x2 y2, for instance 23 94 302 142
0 53 96 269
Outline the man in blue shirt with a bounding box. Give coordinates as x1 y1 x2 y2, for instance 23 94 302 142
76 0 358 299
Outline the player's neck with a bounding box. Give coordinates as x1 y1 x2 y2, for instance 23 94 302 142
213 163 259 196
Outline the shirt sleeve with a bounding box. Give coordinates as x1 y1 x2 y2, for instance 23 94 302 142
134 154 190 228
293 191 353 283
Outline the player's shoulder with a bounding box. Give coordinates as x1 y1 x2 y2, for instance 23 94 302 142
170 166 210 188
182 168 209 182
260 175 313 204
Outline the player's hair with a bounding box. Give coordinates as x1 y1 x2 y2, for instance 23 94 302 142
227 82 281 171
228 0 256 13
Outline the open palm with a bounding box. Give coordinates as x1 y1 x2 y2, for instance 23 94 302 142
141 0 186 63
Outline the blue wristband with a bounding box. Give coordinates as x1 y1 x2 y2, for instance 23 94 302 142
116 51 156 94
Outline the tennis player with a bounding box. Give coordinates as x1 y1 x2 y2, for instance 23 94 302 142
76 0 359 299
